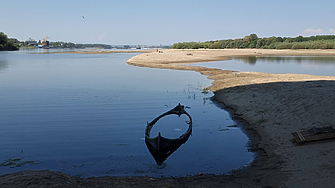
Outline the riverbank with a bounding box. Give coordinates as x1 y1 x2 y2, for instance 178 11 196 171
1 49 335 187
127 49 335 187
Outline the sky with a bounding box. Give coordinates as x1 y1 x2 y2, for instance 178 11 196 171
1 0 335 45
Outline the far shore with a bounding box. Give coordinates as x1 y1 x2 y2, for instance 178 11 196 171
30 49 155 54
127 49 335 187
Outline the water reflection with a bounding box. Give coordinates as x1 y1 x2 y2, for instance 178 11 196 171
238 56 257 65
236 56 335 65
0 60 8 71
145 103 192 165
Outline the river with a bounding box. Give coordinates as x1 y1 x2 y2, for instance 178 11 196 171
0 49 252 177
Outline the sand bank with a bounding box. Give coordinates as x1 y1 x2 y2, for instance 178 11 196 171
127 49 335 187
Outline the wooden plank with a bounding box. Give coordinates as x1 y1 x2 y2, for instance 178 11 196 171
297 131 306 141
291 126 335 145
310 126 335 134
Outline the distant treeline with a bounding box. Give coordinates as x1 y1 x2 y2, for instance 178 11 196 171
48 42 112 49
171 34 335 49
0 32 19 51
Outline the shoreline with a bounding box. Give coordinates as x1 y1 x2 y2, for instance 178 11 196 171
127 49 335 187
1 49 335 187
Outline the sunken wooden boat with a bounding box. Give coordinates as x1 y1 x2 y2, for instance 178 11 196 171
145 103 192 165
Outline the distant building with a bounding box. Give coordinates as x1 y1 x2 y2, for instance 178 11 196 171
26 37 37 46
123 45 131 49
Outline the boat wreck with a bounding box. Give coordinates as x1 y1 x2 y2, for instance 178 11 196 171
145 103 192 165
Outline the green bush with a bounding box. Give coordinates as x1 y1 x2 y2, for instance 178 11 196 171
292 43 306 49
210 42 221 49
4 40 19 51
0 32 8 46
276 43 293 49
0 32 19 51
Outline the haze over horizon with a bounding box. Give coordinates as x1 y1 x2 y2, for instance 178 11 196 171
2 0 335 45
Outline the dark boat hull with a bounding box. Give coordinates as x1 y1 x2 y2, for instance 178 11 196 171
145 103 192 165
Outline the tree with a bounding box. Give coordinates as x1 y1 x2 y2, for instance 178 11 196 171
250 34 259 41
243 34 258 42
0 32 8 46
0 32 19 51
249 41 257 48
256 38 265 48
210 41 221 49
284 38 293 43
4 40 19 51
294 36 303 42
276 37 283 42
264 36 277 46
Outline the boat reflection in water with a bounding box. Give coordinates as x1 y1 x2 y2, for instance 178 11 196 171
145 103 192 165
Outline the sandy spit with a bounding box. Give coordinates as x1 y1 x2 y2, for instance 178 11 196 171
127 49 335 187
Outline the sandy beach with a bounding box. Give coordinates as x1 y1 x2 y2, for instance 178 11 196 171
1 49 335 187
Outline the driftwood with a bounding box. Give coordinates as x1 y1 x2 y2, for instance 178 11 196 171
291 126 335 145
145 103 192 165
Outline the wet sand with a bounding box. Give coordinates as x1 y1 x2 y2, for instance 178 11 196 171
1 49 335 187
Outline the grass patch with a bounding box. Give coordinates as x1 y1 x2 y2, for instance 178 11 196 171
256 118 267 125
134 169 148 174
0 158 38 168
73 163 93 169
202 88 209 94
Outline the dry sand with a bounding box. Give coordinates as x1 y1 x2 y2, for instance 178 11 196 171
1 49 335 187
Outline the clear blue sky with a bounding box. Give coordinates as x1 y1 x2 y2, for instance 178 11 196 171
1 0 335 45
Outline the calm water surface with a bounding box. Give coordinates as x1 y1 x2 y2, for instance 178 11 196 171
194 56 335 76
0 49 252 177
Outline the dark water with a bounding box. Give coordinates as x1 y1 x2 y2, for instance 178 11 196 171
194 56 335 76
0 49 252 177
